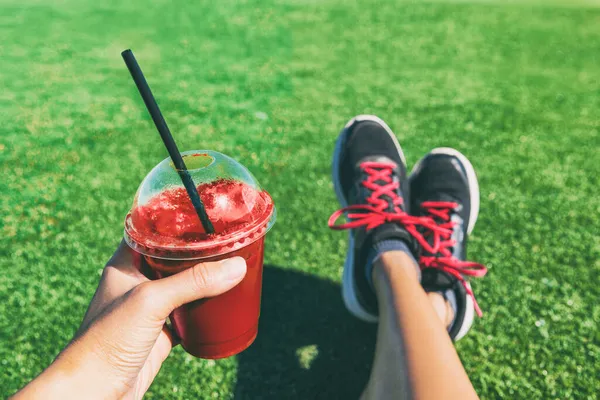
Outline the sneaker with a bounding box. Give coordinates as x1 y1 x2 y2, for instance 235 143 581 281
328 115 424 322
409 148 487 341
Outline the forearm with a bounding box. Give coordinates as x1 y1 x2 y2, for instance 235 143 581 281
372 252 479 400
11 342 126 400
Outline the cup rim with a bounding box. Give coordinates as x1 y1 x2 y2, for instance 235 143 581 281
124 204 276 260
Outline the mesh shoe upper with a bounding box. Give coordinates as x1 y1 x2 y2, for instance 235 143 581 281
410 154 472 260
409 151 487 330
330 118 422 317
339 120 406 203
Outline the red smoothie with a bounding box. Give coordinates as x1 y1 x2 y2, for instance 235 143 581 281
125 177 274 359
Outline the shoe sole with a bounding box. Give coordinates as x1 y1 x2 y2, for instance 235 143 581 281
332 115 406 323
410 147 480 341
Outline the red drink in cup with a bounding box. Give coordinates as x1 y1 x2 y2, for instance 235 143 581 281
123 151 276 359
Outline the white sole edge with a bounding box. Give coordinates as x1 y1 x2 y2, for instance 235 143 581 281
333 115 405 323
454 293 475 341
409 147 480 340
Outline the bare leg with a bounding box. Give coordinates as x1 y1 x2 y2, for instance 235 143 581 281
362 251 478 400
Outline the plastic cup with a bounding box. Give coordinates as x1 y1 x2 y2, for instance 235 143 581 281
123 150 276 359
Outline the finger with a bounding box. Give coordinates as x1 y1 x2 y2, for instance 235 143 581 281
142 257 247 319
100 240 148 301
106 239 143 277
131 327 175 399
80 241 147 330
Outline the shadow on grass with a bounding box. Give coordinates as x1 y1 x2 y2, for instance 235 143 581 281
235 265 377 399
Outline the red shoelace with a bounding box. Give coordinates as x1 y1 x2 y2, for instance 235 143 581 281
328 161 488 316
328 162 438 252
419 201 488 317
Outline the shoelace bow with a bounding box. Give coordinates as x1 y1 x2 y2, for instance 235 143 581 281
328 162 488 317
328 162 438 252
419 201 488 317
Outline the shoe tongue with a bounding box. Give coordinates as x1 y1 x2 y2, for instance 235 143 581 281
355 156 401 213
419 192 463 225
419 194 461 257
356 155 398 174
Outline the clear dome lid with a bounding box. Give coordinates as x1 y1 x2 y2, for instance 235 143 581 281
124 150 276 260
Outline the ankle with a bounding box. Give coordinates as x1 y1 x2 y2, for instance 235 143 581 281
365 239 418 289
372 251 420 285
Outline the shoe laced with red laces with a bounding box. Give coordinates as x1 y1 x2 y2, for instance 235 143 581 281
418 201 488 317
329 162 488 317
328 162 437 247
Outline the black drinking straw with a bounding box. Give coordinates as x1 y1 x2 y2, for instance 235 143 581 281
121 49 215 234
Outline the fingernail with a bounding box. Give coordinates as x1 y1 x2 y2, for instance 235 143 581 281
220 257 247 281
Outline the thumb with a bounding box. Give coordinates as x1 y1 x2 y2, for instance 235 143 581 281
145 257 247 319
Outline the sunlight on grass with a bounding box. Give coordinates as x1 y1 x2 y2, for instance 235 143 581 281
296 345 319 370
0 0 598 399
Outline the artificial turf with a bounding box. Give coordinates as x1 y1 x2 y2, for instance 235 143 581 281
1 0 599 398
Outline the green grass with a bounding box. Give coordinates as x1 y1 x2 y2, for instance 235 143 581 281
1 0 599 398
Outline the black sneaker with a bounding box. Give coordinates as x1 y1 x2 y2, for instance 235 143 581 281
409 148 487 340
328 115 422 322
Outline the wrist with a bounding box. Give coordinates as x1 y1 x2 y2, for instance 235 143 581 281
14 345 126 400
54 343 129 399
